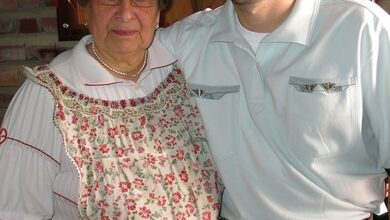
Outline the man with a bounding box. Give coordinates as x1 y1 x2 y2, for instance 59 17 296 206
158 0 390 219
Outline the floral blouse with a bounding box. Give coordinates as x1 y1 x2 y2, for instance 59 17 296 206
28 65 222 220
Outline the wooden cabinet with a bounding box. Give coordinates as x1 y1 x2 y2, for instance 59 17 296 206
57 0 88 41
57 0 225 41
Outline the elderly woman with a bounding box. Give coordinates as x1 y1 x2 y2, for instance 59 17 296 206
0 0 221 219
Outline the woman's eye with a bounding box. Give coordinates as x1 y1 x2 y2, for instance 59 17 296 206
99 0 120 5
131 0 155 7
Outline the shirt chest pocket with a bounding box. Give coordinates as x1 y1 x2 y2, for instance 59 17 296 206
189 84 240 162
287 76 358 162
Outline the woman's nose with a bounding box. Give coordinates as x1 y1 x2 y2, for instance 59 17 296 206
115 1 135 22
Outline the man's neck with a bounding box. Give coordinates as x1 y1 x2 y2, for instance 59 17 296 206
232 0 296 33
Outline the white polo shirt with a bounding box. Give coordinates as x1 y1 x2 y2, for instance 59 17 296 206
158 0 390 219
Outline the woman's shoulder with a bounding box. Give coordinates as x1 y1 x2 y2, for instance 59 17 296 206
49 49 73 70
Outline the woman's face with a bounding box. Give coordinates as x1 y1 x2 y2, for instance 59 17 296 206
85 0 160 56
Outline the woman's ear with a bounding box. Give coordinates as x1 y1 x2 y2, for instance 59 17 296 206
83 2 91 28
155 11 160 29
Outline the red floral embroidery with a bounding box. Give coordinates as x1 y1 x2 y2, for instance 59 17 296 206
120 100 127 108
164 173 176 185
89 107 99 115
175 211 186 220
108 127 118 138
138 206 151 218
146 153 156 165
80 119 89 131
202 211 212 220
119 182 131 192
165 134 177 147
172 191 182 203
119 125 128 136
97 200 109 209
96 161 104 173
99 144 109 154
179 169 189 183
131 131 144 141
115 147 125 157
175 106 185 119
192 143 201 155
56 111 65 121
157 196 166 207
0 128 8 144
74 156 83 168
139 115 147 126
130 100 137 107
104 184 114 195
71 115 79 124
133 178 145 189
185 204 195 215
126 199 137 211
175 149 185 161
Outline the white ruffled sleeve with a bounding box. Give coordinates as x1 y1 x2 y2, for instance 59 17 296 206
0 76 64 219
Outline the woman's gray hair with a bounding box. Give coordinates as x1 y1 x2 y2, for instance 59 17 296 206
78 0 170 9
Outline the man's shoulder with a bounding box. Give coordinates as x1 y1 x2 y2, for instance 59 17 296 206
321 0 376 7
320 0 390 22
157 6 224 51
164 6 222 32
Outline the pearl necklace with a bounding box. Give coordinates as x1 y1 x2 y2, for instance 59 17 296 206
91 40 148 78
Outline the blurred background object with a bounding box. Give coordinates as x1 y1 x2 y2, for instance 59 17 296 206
374 0 390 13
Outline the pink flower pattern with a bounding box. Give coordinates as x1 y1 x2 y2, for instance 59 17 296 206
31 66 222 219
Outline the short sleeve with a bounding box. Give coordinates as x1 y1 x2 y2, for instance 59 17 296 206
0 78 63 219
360 18 390 170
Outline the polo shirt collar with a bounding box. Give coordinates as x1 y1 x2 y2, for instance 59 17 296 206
211 0 319 46
73 35 177 86
210 0 243 44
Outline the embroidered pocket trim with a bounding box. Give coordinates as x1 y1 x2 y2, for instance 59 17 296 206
188 84 240 100
289 76 356 93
